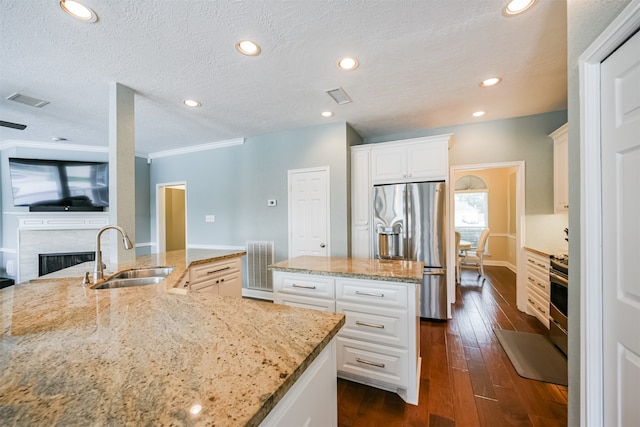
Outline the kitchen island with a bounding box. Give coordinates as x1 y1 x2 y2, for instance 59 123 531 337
0 250 345 426
270 256 423 405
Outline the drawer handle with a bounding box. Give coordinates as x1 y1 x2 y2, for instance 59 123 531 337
527 277 534 283
207 266 231 275
355 321 385 329
535 281 545 289
355 290 385 298
292 284 317 290
528 298 535 305
356 357 385 368
537 306 546 314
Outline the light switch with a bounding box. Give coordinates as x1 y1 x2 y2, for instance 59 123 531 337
205 215 215 222
267 199 277 207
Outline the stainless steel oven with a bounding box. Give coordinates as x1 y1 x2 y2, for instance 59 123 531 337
549 256 568 355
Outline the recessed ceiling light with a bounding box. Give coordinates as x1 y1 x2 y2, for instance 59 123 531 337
236 40 261 56
321 111 334 118
473 111 485 117
183 99 201 108
337 57 359 71
51 137 68 141
480 77 502 87
503 0 536 16
59 0 98 23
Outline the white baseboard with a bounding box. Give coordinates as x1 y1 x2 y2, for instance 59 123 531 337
243 288 274 301
484 260 517 274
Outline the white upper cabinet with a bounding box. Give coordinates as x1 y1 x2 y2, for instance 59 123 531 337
371 135 451 184
551 124 569 212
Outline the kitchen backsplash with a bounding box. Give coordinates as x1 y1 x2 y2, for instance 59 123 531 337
525 213 569 253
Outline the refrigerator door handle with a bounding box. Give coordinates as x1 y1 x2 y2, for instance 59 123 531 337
424 270 446 276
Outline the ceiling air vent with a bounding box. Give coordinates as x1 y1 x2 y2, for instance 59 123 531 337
325 87 352 105
0 120 27 130
6 92 50 108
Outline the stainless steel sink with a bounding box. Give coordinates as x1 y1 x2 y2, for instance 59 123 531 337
91 266 175 289
92 276 166 290
111 267 175 279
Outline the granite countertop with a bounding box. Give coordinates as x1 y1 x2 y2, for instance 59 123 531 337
0 254 345 426
524 246 568 258
270 256 424 284
42 248 247 291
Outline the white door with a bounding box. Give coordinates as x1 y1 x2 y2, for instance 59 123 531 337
601 29 640 427
288 167 330 258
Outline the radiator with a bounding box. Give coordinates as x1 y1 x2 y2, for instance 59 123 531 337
246 241 274 291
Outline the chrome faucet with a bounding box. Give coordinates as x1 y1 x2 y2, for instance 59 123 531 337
92 225 134 284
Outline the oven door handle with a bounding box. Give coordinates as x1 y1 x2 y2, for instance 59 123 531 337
549 271 568 288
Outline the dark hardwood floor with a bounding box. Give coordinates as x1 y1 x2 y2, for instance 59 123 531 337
337 266 568 427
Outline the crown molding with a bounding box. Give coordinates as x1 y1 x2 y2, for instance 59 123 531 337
147 138 245 159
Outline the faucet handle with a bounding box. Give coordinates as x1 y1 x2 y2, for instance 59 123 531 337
82 272 91 287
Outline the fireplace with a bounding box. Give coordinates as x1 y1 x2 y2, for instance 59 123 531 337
16 213 110 283
39 251 96 277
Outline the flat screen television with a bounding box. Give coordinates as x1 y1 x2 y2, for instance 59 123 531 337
8 158 109 212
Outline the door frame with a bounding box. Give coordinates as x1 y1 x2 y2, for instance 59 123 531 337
287 166 331 259
580 1 640 424
448 161 525 317
156 182 187 253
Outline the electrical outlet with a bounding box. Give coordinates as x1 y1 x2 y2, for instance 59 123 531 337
267 199 277 207
205 215 215 222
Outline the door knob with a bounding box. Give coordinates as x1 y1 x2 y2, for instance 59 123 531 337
320 243 326 248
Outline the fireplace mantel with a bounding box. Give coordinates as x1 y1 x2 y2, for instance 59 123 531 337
18 213 109 230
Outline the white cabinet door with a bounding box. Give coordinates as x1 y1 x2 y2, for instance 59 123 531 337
351 147 372 258
406 140 448 181
551 124 569 212
371 145 407 183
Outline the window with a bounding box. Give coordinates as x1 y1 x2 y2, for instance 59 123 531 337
454 175 488 251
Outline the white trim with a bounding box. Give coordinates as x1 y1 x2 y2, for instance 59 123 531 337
148 137 245 159
0 248 17 254
579 2 640 425
287 166 331 259
242 288 274 301
449 161 525 314
483 259 517 273
0 140 148 158
134 242 154 248
17 214 109 230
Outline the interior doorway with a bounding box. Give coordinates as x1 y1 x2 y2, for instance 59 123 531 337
156 183 187 253
448 161 525 312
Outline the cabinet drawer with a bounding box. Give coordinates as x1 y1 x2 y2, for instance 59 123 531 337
336 279 407 309
526 289 550 327
525 252 550 277
526 272 550 296
190 258 241 285
336 301 407 348
276 294 336 312
337 337 407 387
276 273 334 299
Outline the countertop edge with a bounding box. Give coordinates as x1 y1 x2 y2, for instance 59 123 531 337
246 315 345 427
269 266 422 284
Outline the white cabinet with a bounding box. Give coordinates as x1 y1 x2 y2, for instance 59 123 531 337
370 135 450 184
350 146 372 258
188 256 242 297
525 249 550 328
259 339 337 427
551 123 569 212
273 271 420 405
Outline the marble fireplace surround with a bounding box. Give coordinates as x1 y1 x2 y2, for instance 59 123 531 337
17 214 111 283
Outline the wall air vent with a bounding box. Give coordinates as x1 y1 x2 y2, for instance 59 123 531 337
325 87 352 105
6 92 50 108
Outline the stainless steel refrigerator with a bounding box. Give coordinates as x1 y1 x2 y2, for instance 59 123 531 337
373 181 447 319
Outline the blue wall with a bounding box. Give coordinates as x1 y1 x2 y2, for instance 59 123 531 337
149 122 350 263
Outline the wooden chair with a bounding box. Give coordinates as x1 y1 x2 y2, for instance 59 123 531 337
455 231 462 284
459 228 490 278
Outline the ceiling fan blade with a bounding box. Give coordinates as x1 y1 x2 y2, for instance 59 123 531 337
0 120 27 130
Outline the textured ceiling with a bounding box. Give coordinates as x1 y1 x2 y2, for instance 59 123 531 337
0 0 567 155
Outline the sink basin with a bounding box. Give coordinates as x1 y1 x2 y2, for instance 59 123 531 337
111 267 175 279
92 276 166 290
